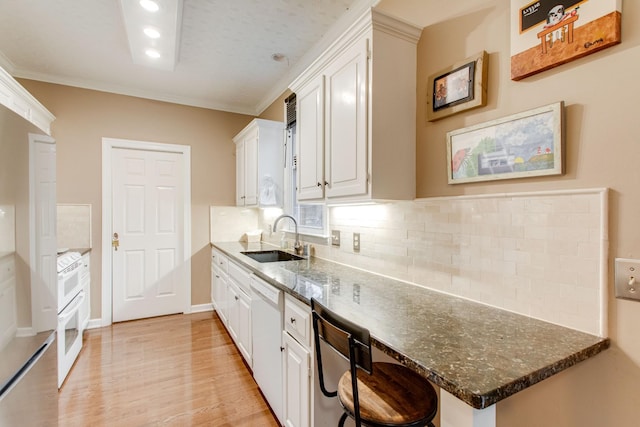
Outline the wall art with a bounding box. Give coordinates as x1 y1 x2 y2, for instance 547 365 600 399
511 0 621 80
446 102 564 184
427 51 488 121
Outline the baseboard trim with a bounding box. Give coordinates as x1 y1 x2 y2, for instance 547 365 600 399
86 318 103 330
191 303 214 313
93 304 214 328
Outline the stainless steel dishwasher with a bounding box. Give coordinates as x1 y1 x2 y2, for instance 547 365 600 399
250 275 284 425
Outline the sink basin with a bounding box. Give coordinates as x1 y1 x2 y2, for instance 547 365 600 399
241 250 304 263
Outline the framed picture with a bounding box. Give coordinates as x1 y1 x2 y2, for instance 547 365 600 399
427 51 488 121
510 0 622 80
446 102 564 184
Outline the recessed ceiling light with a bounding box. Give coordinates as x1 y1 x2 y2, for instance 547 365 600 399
144 27 161 39
139 0 159 12
145 49 161 58
121 0 182 71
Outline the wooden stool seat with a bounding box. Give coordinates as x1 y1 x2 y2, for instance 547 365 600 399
338 362 438 426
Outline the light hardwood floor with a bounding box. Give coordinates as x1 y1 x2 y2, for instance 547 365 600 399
58 312 279 426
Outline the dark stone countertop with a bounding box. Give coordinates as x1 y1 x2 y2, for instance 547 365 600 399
212 241 610 409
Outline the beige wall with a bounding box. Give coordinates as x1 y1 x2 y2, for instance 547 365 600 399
15 0 640 422
19 80 254 317
376 0 638 426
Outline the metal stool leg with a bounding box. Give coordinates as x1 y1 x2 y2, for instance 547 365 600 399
338 412 349 427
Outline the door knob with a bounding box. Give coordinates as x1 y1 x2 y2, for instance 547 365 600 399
112 232 120 251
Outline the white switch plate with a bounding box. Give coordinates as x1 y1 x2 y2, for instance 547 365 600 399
353 233 360 252
615 258 640 301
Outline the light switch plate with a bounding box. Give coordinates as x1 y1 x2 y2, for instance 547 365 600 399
353 233 360 252
331 230 340 247
615 258 640 301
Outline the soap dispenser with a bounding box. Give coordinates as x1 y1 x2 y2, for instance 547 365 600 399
280 231 288 249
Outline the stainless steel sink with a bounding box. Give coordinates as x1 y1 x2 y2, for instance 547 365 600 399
241 250 304 263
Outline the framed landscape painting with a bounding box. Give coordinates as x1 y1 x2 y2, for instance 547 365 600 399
446 102 564 184
510 0 622 80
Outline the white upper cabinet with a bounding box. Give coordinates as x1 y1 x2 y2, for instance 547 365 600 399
296 76 325 201
324 36 368 199
290 8 422 203
0 66 54 135
233 118 285 207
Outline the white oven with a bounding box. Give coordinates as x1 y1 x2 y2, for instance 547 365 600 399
57 252 83 311
57 290 85 388
56 251 85 388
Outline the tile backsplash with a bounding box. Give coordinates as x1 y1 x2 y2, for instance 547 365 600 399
210 206 260 242
313 189 608 336
57 204 92 249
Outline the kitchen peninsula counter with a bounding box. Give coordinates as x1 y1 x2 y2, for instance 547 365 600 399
212 241 609 412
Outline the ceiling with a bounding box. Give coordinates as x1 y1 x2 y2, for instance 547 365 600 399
0 0 487 116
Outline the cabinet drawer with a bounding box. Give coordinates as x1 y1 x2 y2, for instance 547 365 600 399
284 294 311 348
229 260 251 295
212 249 228 274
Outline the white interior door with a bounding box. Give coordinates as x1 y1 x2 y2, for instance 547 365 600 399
111 147 185 322
29 133 57 333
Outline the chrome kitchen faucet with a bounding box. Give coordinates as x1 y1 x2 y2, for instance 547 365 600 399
273 214 303 255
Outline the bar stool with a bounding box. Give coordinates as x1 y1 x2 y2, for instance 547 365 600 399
311 298 438 427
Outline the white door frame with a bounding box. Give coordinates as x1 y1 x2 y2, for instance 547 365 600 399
101 137 191 326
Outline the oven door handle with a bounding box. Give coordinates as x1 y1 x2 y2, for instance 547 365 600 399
59 291 85 320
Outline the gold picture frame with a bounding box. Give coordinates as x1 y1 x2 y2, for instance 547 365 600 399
427 51 488 122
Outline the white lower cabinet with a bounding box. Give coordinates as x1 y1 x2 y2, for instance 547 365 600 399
227 280 252 364
227 261 252 367
282 294 313 427
0 255 17 351
211 249 229 324
283 330 311 427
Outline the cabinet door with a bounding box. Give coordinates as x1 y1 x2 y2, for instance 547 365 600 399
211 264 220 309
282 331 311 427
244 131 259 206
236 289 252 365
227 282 239 341
324 37 369 199
296 75 325 201
235 140 246 206
216 272 228 325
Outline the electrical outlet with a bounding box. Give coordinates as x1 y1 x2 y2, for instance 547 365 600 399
615 258 640 301
331 230 340 247
353 233 360 252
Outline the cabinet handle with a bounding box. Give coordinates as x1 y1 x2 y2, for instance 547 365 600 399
280 346 285 352
290 317 296 324
235 296 239 301
316 182 322 187
215 275 220 279
324 181 329 186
